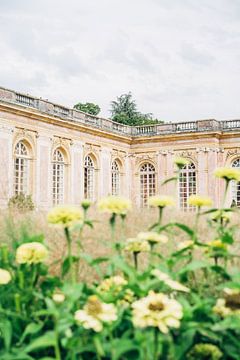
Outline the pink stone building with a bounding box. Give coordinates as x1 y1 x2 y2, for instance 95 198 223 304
0 86 239 210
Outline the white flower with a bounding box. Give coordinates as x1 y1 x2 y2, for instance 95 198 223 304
74 295 117 332
137 232 168 245
132 291 183 333
151 269 190 293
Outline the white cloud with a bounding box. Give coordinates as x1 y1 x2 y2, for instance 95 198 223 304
0 0 240 121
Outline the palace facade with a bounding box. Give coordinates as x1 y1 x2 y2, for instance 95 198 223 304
0 86 240 210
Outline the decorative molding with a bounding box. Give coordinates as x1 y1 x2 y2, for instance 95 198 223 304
196 147 224 153
226 148 240 159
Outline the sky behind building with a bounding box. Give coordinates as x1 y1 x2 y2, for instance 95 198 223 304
0 0 240 122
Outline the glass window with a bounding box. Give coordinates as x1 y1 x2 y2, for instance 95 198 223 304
14 141 30 195
179 162 196 211
52 149 65 205
140 163 156 207
84 155 95 200
231 159 240 207
111 160 120 196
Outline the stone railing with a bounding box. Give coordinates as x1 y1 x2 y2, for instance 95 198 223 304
0 86 239 137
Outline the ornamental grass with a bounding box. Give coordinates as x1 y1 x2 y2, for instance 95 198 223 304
1 165 240 359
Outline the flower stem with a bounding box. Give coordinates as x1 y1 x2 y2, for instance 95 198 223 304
153 328 159 360
54 318 61 360
133 252 138 270
158 207 163 225
64 226 75 283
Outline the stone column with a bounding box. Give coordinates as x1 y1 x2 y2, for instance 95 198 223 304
70 140 84 204
36 135 52 210
99 147 111 198
0 124 14 206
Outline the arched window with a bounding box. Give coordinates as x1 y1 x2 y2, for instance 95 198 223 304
111 160 120 196
84 155 95 200
231 159 240 207
179 162 196 211
14 141 30 195
52 148 65 205
140 163 156 207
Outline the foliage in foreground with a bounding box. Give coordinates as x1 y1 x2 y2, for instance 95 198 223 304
1 162 240 359
8 193 35 212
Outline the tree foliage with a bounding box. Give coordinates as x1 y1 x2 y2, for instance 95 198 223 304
110 92 163 126
74 102 101 116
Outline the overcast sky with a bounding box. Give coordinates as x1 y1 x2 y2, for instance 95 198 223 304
0 0 240 122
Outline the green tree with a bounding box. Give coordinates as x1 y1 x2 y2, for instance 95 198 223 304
110 92 163 125
74 102 100 116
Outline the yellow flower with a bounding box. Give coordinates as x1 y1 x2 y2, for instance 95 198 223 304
213 297 240 317
16 242 48 264
211 210 231 223
151 269 190 293
214 167 240 181
148 196 175 208
177 240 194 251
74 295 117 332
137 232 168 245
174 157 190 169
131 291 183 333
119 289 135 307
47 206 83 226
207 240 228 251
188 195 212 207
0 268 11 285
97 275 127 295
52 293 65 303
98 196 131 215
124 238 150 253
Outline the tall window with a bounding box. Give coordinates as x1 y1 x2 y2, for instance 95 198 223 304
111 160 120 196
14 141 30 195
84 155 95 200
231 159 240 207
52 149 65 205
140 163 156 207
179 162 196 211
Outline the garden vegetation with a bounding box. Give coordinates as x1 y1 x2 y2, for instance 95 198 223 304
1 159 240 359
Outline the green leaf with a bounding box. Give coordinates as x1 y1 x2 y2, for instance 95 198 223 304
161 176 178 186
221 231 234 244
24 331 56 353
0 318 12 350
19 322 43 344
62 256 79 277
112 339 140 360
179 260 209 274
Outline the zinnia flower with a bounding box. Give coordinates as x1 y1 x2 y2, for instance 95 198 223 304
148 196 175 208
206 240 228 252
74 295 117 332
174 157 189 169
177 240 194 251
137 232 168 245
16 242 48 264
98 196 131 215
188 195 212 207
52 293 65 303
124 238 150 253
214 167 240 181
131 291 183 333
97 275 127 295
151 269 190 293
0 268 11 285
211 210 231 223
187 343 223 360
47 206 83 226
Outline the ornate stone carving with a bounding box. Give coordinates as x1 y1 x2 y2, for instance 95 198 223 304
226 148 240 159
